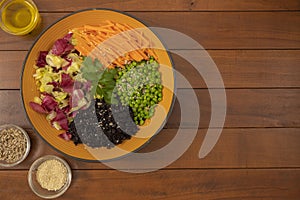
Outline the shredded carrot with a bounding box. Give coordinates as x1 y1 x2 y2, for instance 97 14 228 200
71 20 158 68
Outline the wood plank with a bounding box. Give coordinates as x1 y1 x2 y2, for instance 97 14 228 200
0 169 299 199
1 12 299 50
1 128 299 170
33 0 300 12
0 89 299 129
1 50 300 90
173 50 300 89
166 89 300 128
0 51 26 90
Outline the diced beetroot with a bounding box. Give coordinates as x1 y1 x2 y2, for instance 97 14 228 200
58 132 72 141
42 94 58 112
29 102 48 114
52 109 68 130
60 73 74 93
36 51 48 67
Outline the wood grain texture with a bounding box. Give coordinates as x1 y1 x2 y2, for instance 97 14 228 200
173 50 300 89
0 128 299 170
166 89 300 128
1 2 300 199
0 169 299 200
0 89 299 128
1 50 300 90
1 12 300 50
33 0 300 12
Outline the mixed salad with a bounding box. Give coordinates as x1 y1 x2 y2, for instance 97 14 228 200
30 30 163 148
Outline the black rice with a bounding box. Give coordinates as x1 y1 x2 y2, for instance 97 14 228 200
67 99 139 148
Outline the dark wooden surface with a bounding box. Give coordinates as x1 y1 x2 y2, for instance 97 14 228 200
0 0 299 199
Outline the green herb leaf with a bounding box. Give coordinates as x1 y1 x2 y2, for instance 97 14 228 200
81 57 117 104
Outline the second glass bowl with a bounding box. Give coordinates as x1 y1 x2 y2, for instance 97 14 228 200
28 155 72 199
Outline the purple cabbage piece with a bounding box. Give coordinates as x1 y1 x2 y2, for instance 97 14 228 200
52 109 69 130
58 132 72 141
51 33 74 56
60 73 74 93
29 94 58 114
42 94 58 112
36 51 48 67
63 33 73 41
29 102 48 114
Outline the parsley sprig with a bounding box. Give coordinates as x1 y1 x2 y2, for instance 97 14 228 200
81 57 117 104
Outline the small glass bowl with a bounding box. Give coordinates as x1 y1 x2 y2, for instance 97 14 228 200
28 155 72 199
0 0 41 35
0 124 31 167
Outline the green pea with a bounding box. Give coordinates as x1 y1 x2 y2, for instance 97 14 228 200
144 110 149 115
139 120 145 126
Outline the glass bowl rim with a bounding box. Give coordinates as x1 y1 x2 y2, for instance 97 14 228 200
28 155 72 199
0 0 40 35
0 124 31 167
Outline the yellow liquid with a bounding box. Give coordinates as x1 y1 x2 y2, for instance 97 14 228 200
1 0 39 34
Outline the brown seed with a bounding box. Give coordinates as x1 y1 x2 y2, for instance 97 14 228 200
0 127 27 163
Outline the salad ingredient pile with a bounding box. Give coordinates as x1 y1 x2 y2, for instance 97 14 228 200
115 57 163 126
71 20 158 68
30 33 90 133
30 21 164 148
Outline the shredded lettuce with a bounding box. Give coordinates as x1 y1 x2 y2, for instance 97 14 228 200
46 54 66 69
30 33 89 133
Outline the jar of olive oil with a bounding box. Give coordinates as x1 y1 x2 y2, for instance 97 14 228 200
0 0 40 35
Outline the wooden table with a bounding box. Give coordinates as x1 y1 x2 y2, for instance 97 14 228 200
1 0 299 199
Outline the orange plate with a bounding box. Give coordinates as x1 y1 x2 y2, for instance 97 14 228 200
21 9 175 162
